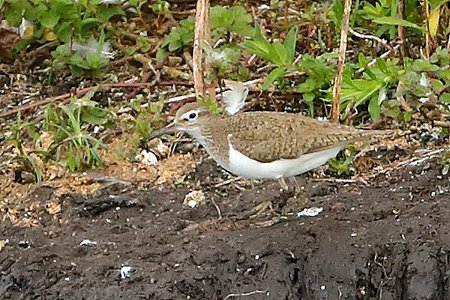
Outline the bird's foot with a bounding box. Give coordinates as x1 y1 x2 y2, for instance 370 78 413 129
248 199 276 219
237 187 296 220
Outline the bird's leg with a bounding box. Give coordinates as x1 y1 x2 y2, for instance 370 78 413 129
277 177 289 190
243 178 295 220
287 176 301 193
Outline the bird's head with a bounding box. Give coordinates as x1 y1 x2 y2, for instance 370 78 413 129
146 102 212 141
173 102 211 133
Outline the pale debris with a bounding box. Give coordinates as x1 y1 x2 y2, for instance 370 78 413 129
120 265 132 279
297 206 324 217
0 239 9 252
19 18 33 39
135 150 158 166
148 138 170 158
183 190 206 208
79 240 97 247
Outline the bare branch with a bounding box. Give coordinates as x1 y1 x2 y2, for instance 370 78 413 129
331 0 352 122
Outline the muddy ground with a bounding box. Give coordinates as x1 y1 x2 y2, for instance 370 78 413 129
1 153 449 300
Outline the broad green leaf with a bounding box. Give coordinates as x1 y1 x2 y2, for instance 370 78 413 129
242 40 272 62
411 59 440 72
4 2 24 26
41 12 60 29
156 48 169 61
430 79 445 94
368 88 385 121
96 6 125 23
56 22 72 42
262 67 286 90
210 6 228 29
339 79 386 110
298 78 318 93
272 41 288 65
81 18 101 28
441 93 450 104
358 53 369 67
284 25 298 63
376 58 388 74
373 16 424 31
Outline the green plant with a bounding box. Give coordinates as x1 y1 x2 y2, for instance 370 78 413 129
328 145 358 176
242 25 298 89
210 5 255 38
295 53 337 116
160 5 255 55
151 0 170 15
339 57 399 121
43 90 115 171
1 0 124 76
160 16 195 53
52 33 111 77
320 46 450 122
358 0 423 38
8 115 44 183
130 97 164 141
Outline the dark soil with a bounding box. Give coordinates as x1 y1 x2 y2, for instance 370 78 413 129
1 158 449 300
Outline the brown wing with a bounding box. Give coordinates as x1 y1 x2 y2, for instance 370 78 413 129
226 111 371 163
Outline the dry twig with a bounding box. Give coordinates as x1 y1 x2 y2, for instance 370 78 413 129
331 0 352 122
397 0 407 60
193 0 210 97
348 27 390 49
224 290 269 300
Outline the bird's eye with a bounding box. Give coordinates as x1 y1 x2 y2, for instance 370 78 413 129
188 112 197 120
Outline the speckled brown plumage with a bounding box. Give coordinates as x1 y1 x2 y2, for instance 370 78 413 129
172 102 388 165
225 111 375 163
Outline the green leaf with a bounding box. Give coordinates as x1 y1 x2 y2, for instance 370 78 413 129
272 41 289 65
156 48 169 61
430 79 445 94
41 12 60 29
440 93 450 104
373 16 424 31
376 58 388 74
368 90 383 121
358 53 369 67
411 59 440 72
284 25 298 62
96 5 125 23
430 0 450 10
242 39 273 63
4 2 25 26
82 107 113 125
81 17 101 28
56 22 73 42
262 66 286 90
339 78 387 110
298 78 318 93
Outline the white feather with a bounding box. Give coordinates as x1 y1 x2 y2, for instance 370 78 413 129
222 81 249 115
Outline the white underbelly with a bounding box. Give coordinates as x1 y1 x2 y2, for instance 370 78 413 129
227 144 343 179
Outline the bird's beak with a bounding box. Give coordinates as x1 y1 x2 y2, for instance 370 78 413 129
146 122 178 141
